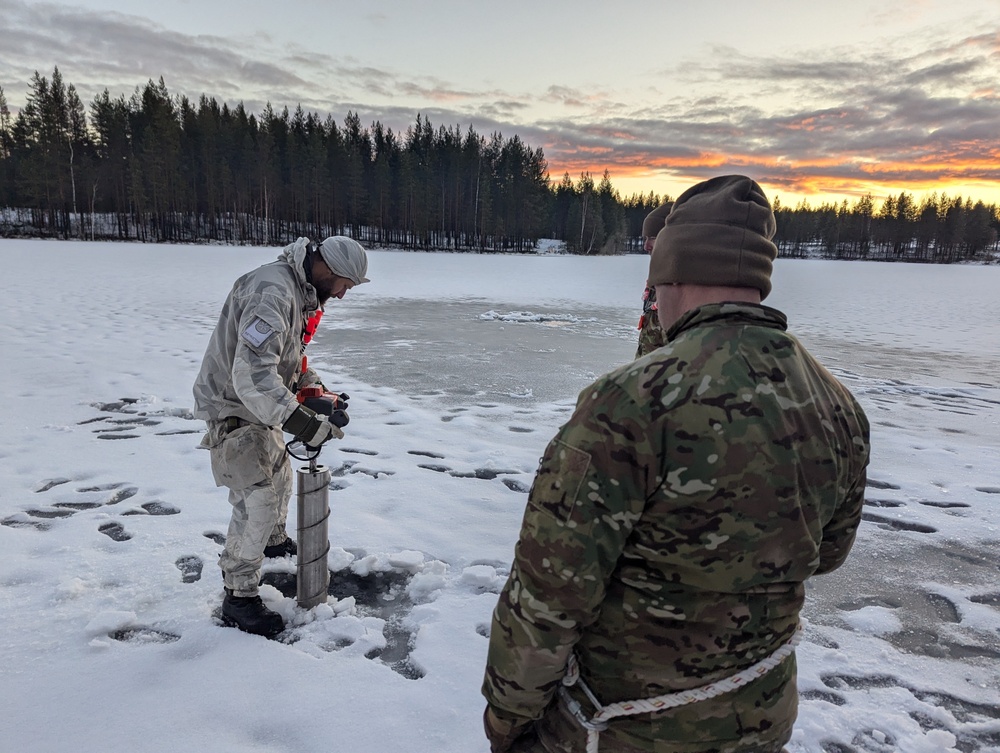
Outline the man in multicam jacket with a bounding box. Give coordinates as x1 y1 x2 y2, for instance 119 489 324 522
193 236 369 637
482 175 871 753
634 201 672 360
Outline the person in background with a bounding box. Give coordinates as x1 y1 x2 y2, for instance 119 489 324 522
635 201 673 359
193 236 369 637
482 175 871 753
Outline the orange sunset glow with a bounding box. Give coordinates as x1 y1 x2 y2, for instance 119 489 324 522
546 158 1000 209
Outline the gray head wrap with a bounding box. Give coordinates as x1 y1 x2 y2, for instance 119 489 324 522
318 236 370 285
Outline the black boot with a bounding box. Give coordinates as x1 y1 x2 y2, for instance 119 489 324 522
221 593 284 638
263 537 297 558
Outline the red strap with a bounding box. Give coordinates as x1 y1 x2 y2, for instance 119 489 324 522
303 309 323 344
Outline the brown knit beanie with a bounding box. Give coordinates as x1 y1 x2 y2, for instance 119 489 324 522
641 201 673 238
649 175 777 299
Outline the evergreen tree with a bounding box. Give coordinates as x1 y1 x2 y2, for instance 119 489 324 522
1 68 997 258
0 87 15 211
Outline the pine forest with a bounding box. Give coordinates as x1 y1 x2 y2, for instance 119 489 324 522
1 69 998 261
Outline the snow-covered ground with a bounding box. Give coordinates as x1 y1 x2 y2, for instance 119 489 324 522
1 240 998 753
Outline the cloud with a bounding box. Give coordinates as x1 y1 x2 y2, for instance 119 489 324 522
526 29 1000 199
1 0 997 202
904 59 984 85
0 0 319 107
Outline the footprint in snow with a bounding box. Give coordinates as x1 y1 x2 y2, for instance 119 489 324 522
449 468 520 481
860 512 936 534
73 483 138 506
175 556 204 583
53 501 103 511
328 460 394 479
25 507 76 519
923 592 961 623
34 478 72 493
98 521 132 542
800 689 846 706
863 498 904 508
110 627 180 645
105 486 139 505
407 450 445 459
0 514 51 531
502 479 530 493
123 501 180 516
866 479 901 490
836 596 902 610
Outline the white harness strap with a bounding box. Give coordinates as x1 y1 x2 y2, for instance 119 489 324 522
558 624 803 753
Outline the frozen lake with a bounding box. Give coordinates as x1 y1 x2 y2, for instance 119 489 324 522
320 251 1000 691
1 240 998 753
323 252 1000 436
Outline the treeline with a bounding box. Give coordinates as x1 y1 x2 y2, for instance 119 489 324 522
1 68 998 260
775 194 1000 263
0 68 661 253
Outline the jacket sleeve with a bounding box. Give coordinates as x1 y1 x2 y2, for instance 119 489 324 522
816 405 871 575
482 382 650 722
231 290 299 427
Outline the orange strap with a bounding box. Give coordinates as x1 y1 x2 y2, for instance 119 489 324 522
301 309 324 374
303 309 323 344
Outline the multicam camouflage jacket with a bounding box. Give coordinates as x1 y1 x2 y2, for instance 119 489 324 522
483 303 871 751
635 284 666 360
193 238 323 427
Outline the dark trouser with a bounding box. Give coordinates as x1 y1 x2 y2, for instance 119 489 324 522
511 695 791 753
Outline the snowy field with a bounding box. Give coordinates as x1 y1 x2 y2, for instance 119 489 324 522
1 239 998 753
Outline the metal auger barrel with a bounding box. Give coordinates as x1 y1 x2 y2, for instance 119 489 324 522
296 460 331 609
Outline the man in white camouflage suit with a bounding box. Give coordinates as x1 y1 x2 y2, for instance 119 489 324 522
194 236 369 637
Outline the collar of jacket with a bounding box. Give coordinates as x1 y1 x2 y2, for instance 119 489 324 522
666 302 788 341
279 237 320 311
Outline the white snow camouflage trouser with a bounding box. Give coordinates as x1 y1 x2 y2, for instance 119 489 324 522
203 421 292 596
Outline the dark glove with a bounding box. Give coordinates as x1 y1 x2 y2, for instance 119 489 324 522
483 706 535 753
282 405 344 448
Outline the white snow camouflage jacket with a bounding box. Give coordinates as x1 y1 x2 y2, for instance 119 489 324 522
193 238 323 428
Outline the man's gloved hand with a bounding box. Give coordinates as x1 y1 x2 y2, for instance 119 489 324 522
282 405 344 448
299 389 351 428
483 706 535 753
303 416 343 448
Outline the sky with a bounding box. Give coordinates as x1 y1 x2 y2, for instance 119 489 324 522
1 0 999 207
1 240 999 753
